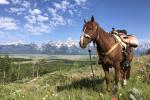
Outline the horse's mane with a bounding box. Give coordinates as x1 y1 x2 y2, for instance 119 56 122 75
95 22 115 40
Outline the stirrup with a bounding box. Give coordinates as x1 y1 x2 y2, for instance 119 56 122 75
122 60 130 68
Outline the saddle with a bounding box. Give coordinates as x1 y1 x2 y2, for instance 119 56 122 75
111 29 138 51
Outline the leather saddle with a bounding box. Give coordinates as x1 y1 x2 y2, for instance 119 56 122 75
112 29 138 48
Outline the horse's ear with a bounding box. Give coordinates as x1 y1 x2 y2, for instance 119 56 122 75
84 19 86 23
91 16 94 22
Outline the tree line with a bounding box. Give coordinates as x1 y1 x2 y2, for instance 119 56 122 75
0 55 66 84
0 54 96 84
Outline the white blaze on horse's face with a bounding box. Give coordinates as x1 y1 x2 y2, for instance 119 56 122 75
80 35 84 47
79 26 92 48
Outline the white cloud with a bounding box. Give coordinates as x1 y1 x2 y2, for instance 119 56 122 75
25 14 49 24
54 2 61 9
25 11 50 35
22 1 30 8
29 9 42 15
75 0 87 5
67 19 72 25
24 23 51 35
50 14 66 26
0 0 9 4
68 10 73 16
54 0 69 12
10 0 20 4
24 11 50 35
9 7 26 15
37 15 49 22
0 17 18 30
0 0 90 40
25 15 36 24
40 24 51 33
10 8 25 12
4 0 89 35
47 0 89 28
48 7 66 26
48 7 57 16
10 0 30 8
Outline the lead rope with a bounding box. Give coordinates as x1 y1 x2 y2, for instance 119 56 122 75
88 49 95 78
88 47 103 99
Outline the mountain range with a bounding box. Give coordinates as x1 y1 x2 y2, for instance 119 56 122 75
0 39 149 55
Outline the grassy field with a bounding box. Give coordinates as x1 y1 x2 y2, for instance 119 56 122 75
0 55 150 100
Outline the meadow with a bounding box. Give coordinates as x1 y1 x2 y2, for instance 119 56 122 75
0 54 150 100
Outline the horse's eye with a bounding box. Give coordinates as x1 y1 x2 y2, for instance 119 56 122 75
89 28 92 31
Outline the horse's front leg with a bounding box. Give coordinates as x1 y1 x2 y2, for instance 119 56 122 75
114 62 121 93
102 66 111 92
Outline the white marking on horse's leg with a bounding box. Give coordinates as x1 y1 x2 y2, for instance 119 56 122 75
123 79 127 86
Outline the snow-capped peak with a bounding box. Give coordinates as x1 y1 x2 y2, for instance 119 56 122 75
55 40 63 48
47 38 79 48
4 40 24 45
65 38 75 47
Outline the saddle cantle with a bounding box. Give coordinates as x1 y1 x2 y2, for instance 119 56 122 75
116 30 127 35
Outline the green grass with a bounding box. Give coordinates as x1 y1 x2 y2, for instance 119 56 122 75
0 55 150 100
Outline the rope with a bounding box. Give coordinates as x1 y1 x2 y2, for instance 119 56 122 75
88 49 95 78
88 48 103 99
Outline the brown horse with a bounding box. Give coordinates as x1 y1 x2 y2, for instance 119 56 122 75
79 16 133 93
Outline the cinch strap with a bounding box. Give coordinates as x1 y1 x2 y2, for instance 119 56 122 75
105 42 119 55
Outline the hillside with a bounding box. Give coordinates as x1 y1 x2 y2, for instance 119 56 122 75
0 55 150 100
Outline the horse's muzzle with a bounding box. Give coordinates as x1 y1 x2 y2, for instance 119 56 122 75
79 35 87 48
79 41 86 48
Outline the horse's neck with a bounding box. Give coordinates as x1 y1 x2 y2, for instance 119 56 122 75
96 27 115 53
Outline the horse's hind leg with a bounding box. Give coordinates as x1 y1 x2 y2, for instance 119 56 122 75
123 62 131 86
122 68 127 86
126 64 131 80
102 66 111 92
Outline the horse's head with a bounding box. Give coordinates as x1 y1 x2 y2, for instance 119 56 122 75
79 16 98 48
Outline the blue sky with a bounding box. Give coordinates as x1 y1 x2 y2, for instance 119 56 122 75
0 0 150 44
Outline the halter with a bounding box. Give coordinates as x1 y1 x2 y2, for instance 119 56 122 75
82 25 99 41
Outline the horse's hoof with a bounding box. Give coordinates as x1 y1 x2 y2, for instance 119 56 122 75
123 80 127 86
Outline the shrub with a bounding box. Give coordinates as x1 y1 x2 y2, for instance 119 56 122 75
146 48 150 55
